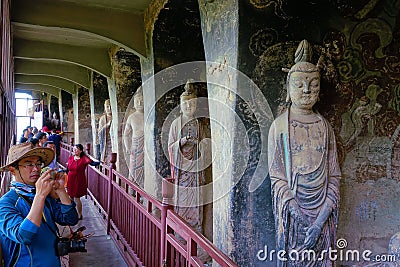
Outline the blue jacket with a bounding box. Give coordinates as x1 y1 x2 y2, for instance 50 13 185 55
0 189 79 267
48 134 62 151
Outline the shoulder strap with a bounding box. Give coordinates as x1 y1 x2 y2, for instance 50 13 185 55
14 192 60 238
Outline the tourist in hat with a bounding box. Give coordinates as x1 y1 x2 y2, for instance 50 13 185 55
0 142 79 266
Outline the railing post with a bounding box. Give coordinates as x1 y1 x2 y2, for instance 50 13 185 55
70 138 74 154
84 143 91 200
161 177 174 267
106 152 117 234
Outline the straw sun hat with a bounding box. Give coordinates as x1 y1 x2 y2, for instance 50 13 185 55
0 142 54 172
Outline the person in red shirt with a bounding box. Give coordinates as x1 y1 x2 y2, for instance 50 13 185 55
66 144 100 219
41 125 50 134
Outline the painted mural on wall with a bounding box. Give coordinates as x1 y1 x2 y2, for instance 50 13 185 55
77 86 92 150
112 49 142 112
111 48 142 177
239 0 400 261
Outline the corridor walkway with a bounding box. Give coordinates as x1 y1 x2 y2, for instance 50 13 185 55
67 197 128 267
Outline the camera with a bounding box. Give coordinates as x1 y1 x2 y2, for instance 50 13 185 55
56 237 87 256
56 226 88 256
49 170 56 180
49 169 66 180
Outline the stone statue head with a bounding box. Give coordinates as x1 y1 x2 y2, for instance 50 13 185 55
284 40 320 111
180 79 197 117
104 99 111 115
133 87 144 111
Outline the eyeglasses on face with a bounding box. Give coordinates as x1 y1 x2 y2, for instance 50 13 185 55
18 163 43 169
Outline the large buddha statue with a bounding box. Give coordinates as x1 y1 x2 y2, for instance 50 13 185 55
168 80 206 232
168 80 211 262
123 87 144 188
268 40 341 266
97 99 112 163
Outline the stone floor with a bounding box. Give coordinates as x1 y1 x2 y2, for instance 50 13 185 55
63 197 128 267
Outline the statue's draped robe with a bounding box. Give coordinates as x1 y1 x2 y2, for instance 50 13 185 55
268 109 341 267
168 117 208 231
98 114 112 163
129 135 144 188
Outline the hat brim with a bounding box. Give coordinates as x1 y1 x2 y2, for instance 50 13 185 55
0 147 55 172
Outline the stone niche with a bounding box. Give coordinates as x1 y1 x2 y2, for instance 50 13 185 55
92 72 109 160
152 0 213 242
111 48 142 178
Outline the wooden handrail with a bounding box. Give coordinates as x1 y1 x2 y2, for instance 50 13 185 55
166 210 238 266
59 141 238 267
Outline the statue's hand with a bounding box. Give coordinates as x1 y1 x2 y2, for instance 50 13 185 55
186 137 198 145
304 224 322 249
180 136 198 146
180 137 188 146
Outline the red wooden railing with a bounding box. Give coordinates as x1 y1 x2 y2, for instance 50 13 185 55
59 138 74 168
165 209 238 266
60 141 238 267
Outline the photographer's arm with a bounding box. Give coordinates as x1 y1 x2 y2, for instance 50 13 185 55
26 195 46 227
27 169 55 226
50 171 78 225
55 188 72 205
